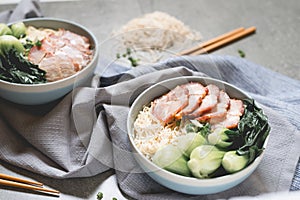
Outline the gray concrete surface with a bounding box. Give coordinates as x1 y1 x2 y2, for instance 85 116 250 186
1 0 299 80
40 0 300 80
0 1 299 200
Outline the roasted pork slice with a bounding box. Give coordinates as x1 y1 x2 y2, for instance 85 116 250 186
151 85 189 124
166 85 189 101
27 27 93 82
60 29 91 51
210 115 241 130
180 82 208 115
197 90 230 122
39 56 63 82
189 84 220 118
39 53 76 82
227 99 244 116
210 99 245 130
28 46 46 65
59 46 87 71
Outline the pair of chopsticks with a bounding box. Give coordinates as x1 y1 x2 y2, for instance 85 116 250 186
178 26 256 56
0 173 60 196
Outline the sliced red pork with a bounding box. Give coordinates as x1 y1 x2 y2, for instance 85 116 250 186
151 82 245 129
210 99 245 129
151 85 189 124
196 90 230 122
189 84 220 118
27 28 93 82
180 82 208 115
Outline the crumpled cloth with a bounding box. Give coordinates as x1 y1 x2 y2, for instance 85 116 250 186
0 0 299 199
0 54 299 199
0 0 42 23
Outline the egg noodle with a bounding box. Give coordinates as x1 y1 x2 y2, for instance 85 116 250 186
133 105 184 160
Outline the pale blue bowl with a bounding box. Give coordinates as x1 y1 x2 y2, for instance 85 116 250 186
0 18 99 105
127 76 268 195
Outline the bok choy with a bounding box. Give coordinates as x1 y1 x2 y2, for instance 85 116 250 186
0 33 46 84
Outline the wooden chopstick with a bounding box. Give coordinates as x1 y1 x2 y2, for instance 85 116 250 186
0 179 60 195
0 173 43 187
178 26 256 56
0 173 59 196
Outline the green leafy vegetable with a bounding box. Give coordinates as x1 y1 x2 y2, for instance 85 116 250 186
11 22 26 39
235 99 270 164
150 99 269 178
0 23 12 36
152 145 191 176
208 128 234 149
177 132 206 157
0 35 24 56
187 145 225 178
222 150 249 173
0 49 46 84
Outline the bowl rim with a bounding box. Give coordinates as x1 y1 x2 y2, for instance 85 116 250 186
127 76 269 186
0 17 99 90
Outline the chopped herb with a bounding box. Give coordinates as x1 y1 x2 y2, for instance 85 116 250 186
96 192 103 200
185 122 211 138
112 198 118 200
35 40 42 48
23 39 43 56
238 49 245 58
128 56 139 67
126 47 131 55
198 123 211 138
23 39 34 55
116 48 140 67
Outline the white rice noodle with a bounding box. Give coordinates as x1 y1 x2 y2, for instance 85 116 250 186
133 105 184 160
114 11 201 51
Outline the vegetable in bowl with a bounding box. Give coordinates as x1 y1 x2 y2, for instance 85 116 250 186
128 76 270 194
135 96 270 178
0 21 94 84
0 22 46 84
0 18 98 105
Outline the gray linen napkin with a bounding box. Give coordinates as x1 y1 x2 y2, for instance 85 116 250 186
0 0 42 23
0 1 299 197
1 54 299 199
99 56 300 199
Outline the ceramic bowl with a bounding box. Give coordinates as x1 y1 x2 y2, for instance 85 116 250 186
127 76 268 195
0 18 99 105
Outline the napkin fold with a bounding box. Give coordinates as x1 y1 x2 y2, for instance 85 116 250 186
0 55 299 200
0 0 42 23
